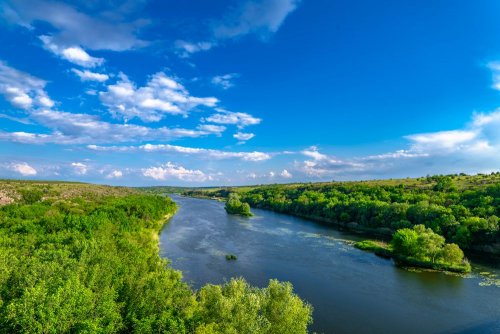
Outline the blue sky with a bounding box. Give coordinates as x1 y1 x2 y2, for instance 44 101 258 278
1 0 500 186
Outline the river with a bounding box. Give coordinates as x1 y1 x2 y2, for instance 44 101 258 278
159 195 500 334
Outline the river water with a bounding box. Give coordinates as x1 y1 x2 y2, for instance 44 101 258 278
159 195 500 334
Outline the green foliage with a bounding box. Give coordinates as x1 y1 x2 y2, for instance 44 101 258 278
185 173 500 256
225 254 237 260
225 193 253 216
19 187 44 204
196 278 312 334
0 182 312 333
391 225 470 272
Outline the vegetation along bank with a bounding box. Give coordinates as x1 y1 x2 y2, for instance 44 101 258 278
0 180 312 333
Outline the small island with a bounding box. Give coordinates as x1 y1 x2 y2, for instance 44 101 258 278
355 224 471 273
225 193 253 216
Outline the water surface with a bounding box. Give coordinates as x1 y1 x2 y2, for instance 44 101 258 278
159 195 500 334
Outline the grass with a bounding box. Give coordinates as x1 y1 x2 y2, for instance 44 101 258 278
354 240 393 258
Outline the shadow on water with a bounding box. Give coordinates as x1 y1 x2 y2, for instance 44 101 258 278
160 195 500 334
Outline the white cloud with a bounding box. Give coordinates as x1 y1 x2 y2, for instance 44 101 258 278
488 62 500 91
142 162 207 182
197 124 227 136
406 130 478 152
87 143 273 162
71 162 88 175
280 169 292 178
175 40 214 57
295 108 500 179
4 0 148 51
99 72 219 122
212 73 239 89
269 171 276 177
40 35 104 67
0 61 54 110
301 146 328 161
71 69 109 82
204 109 261 129
0 109 225 145
106 170 123 179
11 162 37 176
233 132 255 142
213 0 300 39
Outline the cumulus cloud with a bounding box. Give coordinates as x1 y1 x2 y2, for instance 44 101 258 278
71 69 109 82
71 162 88 175
87 143 272 161
0 61 54 110
280 169 292 178
3 0 148 51
106 170 123 179
10 162 37 176
40 35 104 67
142 162 207 182
213 0 300 39
204 109 261 129
211 73 239 89
99 72 219 122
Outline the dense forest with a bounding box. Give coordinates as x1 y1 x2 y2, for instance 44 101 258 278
0 181 312 333
183 173 500 258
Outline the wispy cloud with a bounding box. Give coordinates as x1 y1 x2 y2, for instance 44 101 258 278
212 73 239 90
3 0 149 51
174 40 214 57
213 0 300 39
87 143 272 162
296 109 500 179
175 0 300 57
71 69 109 82
204 109 261 129
0 109 227 145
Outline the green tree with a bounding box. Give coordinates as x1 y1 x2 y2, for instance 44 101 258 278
225 194 252 216
440 243 465 264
